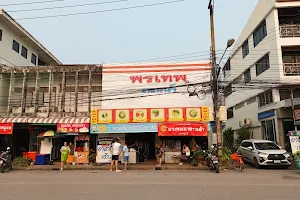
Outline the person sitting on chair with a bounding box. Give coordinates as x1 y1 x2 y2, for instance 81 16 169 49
179 144 190 165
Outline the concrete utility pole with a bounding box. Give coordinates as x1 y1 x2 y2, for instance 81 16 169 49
208 0 222 156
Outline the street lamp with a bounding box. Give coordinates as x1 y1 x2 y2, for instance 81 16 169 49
217 38 235 78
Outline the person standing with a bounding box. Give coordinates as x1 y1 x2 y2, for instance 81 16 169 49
60 142 70 171
156 143 163 167
110 138 122 172
123 141 129 170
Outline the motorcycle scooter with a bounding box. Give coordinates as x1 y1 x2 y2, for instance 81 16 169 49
203 146 220 173
0 147 12 173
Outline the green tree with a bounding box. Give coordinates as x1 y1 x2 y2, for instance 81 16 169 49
223 127 234 150
235 127 251 146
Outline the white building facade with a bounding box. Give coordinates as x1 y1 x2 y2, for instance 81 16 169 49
0 9 60 66
221 0 300 150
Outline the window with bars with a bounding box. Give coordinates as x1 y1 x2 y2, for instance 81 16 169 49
258 90 273 107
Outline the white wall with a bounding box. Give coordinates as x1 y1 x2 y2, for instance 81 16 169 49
0 22 39 66
101 62 213 109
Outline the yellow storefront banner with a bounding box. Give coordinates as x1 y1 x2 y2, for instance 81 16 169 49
186 107 202 121
115 109 130 123
98 110 113 123
133 109 148 122
168 108 184 122
90 110 98 124
150 108 165 122
90 107 216 123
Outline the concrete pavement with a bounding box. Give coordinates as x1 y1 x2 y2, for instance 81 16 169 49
0 169 300 200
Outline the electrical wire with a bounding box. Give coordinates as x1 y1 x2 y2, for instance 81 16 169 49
0 0 67 7
12 0 186 21
7 0 129 13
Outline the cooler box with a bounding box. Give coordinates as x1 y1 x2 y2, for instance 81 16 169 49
35 154 50 165
23 152 28 158
27 152 37 161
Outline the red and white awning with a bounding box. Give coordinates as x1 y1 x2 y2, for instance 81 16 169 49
0 117 90 124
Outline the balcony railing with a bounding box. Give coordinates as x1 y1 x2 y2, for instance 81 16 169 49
283 63 300 76
280 24 300 37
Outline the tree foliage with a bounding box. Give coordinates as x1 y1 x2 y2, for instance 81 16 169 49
235 127 251 146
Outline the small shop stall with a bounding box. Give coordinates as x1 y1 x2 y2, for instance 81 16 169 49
74 135 90 164
57 123 90 164
158 122 208 164
37 130 64 164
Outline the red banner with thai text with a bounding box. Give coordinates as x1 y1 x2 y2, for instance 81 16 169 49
0 123 13 135
158 123 208 136
57 123 89 133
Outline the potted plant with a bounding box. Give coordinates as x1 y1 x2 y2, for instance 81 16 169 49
88 149 96 165
294 151 300 169
222 147 232 165
190 150 205 167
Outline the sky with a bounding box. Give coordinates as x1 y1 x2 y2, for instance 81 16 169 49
1 0 259 64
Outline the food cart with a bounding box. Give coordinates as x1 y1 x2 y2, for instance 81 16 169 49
74 135 90 164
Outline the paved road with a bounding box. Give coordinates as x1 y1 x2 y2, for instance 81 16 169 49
0 169 300 200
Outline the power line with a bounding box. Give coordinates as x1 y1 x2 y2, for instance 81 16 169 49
13 0 186 21
8 0 129 13
0 0 66 7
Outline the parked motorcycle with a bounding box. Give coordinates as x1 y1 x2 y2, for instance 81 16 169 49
203 146 220 173
0 147 12 173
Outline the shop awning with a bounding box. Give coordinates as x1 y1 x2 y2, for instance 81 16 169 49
38 130 63 138
0 117 90 124
0 117 28 123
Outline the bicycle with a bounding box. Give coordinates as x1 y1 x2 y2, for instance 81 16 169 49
231 152 244 172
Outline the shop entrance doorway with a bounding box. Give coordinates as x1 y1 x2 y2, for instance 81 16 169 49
126 133 156 162
160 136 208 151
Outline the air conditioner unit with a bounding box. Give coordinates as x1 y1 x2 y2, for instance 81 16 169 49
239 120 245 127
246 118 252 125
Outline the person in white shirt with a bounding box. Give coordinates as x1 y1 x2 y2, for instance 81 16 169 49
110 138 122 172
123 141 129 170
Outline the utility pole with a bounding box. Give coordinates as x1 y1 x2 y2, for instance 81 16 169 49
208 0 222 157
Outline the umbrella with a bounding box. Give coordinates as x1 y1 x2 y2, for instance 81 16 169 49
38 130 63 138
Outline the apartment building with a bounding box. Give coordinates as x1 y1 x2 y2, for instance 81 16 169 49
221 0 300 150
0 9 61 66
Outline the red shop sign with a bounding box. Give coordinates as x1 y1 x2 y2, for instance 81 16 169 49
158 123 208 136
57 123 89 133
0 123 13 135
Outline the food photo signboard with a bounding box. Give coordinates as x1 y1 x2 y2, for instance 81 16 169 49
91 107 210 124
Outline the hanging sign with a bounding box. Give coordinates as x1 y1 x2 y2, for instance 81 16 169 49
0 123 13 135
158 123 208 136
57 123 89 133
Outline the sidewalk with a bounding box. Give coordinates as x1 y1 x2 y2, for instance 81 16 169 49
15 163 215 171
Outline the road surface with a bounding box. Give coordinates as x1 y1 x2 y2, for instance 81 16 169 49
0 169 300 200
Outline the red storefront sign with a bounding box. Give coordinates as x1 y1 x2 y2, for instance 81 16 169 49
57 123 89 133
0 123 13 135
158 123 208 136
